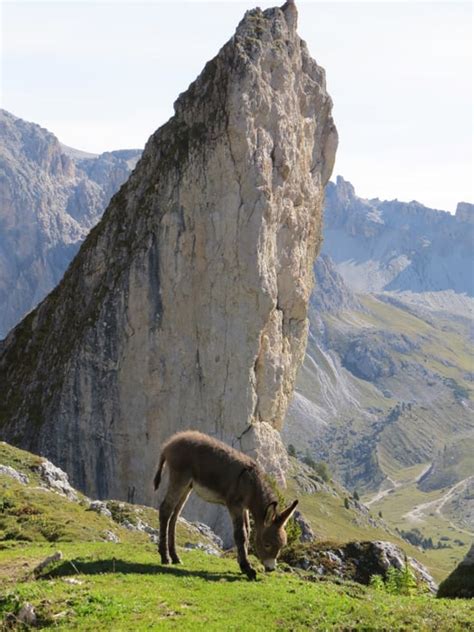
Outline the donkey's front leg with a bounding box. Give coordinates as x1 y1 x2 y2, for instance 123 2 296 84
231 510 256 580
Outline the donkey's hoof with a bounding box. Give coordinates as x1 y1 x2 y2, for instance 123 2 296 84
160 556 171 565
171 557 182 565
245 567 257 581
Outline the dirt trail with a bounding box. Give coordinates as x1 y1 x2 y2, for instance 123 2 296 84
366 463 432 507
366 477 400 507
403 477 474 536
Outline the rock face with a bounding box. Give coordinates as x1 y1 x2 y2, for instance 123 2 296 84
437 543 474 599
310 254 362 315
0 3 337 517
0 109 141 339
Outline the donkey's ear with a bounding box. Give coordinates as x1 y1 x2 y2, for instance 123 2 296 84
277 499 299 527
264 501 278 527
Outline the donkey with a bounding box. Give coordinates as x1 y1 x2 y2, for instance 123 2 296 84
154 430 298 580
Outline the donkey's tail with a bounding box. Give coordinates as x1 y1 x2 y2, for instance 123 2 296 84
154 454 166 491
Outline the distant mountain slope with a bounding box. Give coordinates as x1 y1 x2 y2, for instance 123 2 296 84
285 256 473 489
323 176 474 295
0 109 141 338
284 254 474 556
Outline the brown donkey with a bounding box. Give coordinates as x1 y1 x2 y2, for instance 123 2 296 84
154 430 298 580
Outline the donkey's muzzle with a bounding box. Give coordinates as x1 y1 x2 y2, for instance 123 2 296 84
263 559 277 572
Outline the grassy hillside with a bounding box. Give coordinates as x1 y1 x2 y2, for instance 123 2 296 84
285 459 468 583
2 542 474 631
285 290 474 579
2 442 473 630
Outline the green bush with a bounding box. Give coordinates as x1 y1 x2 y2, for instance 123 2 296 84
313 462 331 483
371 557 418 596
302 453 331 482
369 574 385 592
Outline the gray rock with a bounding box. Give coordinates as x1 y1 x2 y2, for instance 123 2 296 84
103 530 120 543
36 460 78 501
322 550 343 566
17 603 36 626
89 500 112 518
0 464 29 484
183 542 221 556
0 1 337 544
189 521 224 549
283 540 437 592
293 510 314 542
298 557 312 570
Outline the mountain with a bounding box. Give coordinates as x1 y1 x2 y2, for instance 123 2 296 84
285 255 473 487
0 0 337 533
0 108 141 339
283 198 474 565
287 177 473 505
323 176 474 295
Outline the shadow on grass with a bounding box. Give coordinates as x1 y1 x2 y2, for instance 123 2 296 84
42 559 245 582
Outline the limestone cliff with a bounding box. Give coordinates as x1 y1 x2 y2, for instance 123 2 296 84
0 3 337 510
0 109 141 339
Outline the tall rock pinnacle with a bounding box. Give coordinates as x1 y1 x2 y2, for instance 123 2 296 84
0 5 337 507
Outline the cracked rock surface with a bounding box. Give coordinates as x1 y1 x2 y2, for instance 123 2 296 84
0 3 336 524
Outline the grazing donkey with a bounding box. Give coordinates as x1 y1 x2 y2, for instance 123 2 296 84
154 430 298 580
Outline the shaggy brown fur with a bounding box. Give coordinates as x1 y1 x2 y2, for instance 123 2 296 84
154 430 298 579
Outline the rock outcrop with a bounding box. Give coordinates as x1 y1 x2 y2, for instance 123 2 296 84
0 109 141 339
437 543 474 599
0 2 337 519
282 540 437 593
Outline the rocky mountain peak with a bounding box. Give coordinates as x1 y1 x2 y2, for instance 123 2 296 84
333 175 356 205
455 201 474 224
0 110 141 339
0 109 74 178
0 3 337 520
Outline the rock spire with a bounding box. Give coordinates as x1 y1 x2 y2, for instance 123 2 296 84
0 4 337 512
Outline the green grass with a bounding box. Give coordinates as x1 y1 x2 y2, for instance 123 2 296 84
283 461 465 584
1 443 473 629
1 542 473 631
0 443 212 552
363 465 472 580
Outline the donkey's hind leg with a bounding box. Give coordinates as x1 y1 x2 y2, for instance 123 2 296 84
168 485 192 564
159 476 190 565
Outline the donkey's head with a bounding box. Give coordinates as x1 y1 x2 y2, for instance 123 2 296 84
255 499 299 571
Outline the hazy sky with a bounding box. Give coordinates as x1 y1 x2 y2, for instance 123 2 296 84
1 0 472 212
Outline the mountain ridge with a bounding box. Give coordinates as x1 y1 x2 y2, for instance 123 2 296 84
323 175 473 295
0 108 141 339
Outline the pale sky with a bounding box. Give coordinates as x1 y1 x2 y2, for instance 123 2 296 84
1 0 472 212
